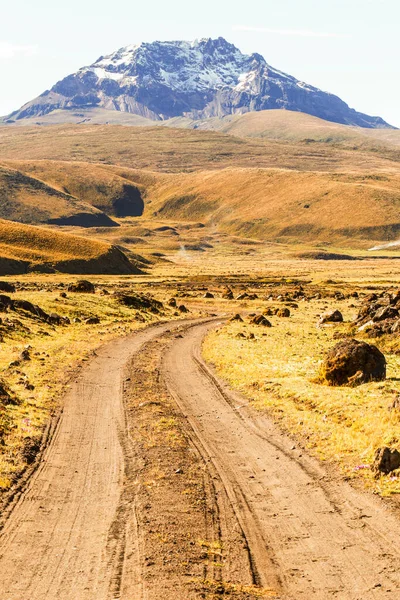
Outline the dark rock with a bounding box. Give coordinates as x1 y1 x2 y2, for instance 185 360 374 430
117 293 163 313
373 306 399 322
0 281 15 293
168 298 177 308
178 304 189 313
20 349 31 361
319 310 344 324
322 339 386 386
21 436 41 465
67 280 95 293
85 317 100 324
277 308 290 318
372 447 400 475
222 288 234 300
251 315 272 327
0 380 18 405
203 292 214 299
230 313 243 322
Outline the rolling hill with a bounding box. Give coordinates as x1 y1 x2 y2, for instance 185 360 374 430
0 123 399 174
0 164 119 227
0 219 141 274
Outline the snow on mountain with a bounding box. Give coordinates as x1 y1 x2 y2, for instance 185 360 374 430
8 37 392 128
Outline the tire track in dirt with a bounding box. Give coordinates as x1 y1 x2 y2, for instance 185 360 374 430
162 320 400 600
0 320 194 600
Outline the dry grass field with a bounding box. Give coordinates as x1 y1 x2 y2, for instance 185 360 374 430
0 219 140 274
0 123 399 173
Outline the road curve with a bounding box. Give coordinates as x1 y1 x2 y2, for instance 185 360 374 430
162 320 400 600
0 318 399 600
0 319 195 600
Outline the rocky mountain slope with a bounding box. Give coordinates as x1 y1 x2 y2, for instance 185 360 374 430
7 37 392 128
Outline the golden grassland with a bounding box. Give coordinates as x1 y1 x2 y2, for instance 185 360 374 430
140 168 400 247
170 109 400 148
0 164 109 225
202 291 400 497
0 219 110 263
2 158 400 250
0 123 399 174
1 159 144 216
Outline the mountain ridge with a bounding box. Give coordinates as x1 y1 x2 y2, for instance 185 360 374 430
7 37 393 129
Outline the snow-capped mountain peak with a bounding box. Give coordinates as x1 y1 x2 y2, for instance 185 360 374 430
9 37 392 128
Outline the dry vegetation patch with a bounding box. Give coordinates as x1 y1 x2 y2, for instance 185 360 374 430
202 285 400 497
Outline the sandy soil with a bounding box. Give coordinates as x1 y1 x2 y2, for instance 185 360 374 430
0 319 398 599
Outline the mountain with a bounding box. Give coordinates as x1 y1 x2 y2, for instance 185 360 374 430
7 37 393 129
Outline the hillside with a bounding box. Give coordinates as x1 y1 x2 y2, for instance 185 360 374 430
0 164 119 227
7 37 391 128
138 168 400 247
0 124 399 174
1 157 400 248
2 160 145 217
167 110 400 148
0 219 141 274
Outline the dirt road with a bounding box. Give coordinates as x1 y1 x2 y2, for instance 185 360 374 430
0 319 399 599
163 321 400 599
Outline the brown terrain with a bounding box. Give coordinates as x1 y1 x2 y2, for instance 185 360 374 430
0 110 399 599
0 316 399 599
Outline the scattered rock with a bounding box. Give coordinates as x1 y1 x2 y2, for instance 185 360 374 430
203 292 214 299
373 306 399 322
168 298 177 307
20 349 31 361
319 310 343 324
67 280 95 293
0 281 15 293
21 436 41 465
0 380 18 405
60 292 67 298
222 288 234 300
230 314 243 322
178 304 189 313
85 317 100 325
117 293 163 313
251 315 272 327
321 339 386 386
372 447 400 475
277 308 290 318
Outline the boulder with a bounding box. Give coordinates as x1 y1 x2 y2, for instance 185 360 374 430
373 306 399 322
321 339 386 386
117 293 163 313
372 447 400 475
0 281 15 293
251 315 272 327
222 288 234 300
178 304 189 313
230 313 243 322
85 317 100 325
67 280 95 293
203 292 214 299
168 298 177 308
277 308 290 318
0 380 17 406
319 310 343 324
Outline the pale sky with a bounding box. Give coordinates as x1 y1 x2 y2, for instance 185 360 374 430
0 0 398 126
